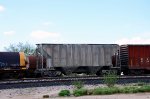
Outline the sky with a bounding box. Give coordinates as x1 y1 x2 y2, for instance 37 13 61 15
0 0 150 51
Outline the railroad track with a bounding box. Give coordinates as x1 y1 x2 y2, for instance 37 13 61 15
0 76 149 89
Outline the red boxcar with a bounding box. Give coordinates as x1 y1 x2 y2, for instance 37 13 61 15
120 45 150 74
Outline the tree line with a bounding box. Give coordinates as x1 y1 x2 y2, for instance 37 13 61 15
4 42 35 55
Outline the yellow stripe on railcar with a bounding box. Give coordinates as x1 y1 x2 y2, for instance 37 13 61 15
19 52 26 69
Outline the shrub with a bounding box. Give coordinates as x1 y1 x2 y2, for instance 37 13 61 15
87 89 93 95
73 81 84 89
103 71 118 87
92 88 103 95
58 90 71 96
73 88 87 97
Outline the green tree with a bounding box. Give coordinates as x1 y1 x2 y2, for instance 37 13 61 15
4 42 35 55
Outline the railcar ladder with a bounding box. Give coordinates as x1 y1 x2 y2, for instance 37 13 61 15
120 45 129 67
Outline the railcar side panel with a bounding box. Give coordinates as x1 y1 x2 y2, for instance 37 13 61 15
73 45 80 66
66 45 73 66
60 45 67 66
99 45 105 66
0 52 20 68
36 44 119 68
53 45 60 66
86 45 92 66
92 45 99 66
80 45 86 66
128 45 150 70
121 45 150 71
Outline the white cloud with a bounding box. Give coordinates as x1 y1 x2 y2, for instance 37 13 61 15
0 5 5 12
3 31 15 36
115 37 150 45
30 30 60 40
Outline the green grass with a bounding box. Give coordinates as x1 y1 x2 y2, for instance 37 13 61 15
120 86 140 93
93 87 120 95
93 85 150 95
138 85 150 92
58 90 71 96
58 84 150 97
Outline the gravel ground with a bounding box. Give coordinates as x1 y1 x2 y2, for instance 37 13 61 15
0 84 150 99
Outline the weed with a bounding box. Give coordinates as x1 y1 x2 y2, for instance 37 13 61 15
103 71 118 87
73 81 84 89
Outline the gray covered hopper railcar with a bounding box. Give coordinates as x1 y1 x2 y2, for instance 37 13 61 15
36 44 120 76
